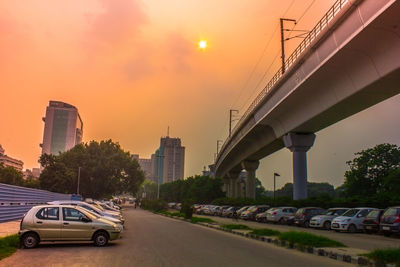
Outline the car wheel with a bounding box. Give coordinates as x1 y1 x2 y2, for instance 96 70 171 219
348 224 356 233
278 218 284 224
304 221 310 228
93 231 109 247
323 221 331 230
22 232 39 249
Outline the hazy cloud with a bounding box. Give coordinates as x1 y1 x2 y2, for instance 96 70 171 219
86 0 148 46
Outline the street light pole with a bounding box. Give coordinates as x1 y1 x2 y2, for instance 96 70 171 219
273 172 280 201
77 167 81 195
229 109 239 137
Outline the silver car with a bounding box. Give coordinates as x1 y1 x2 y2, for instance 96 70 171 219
331 207 376 233
266 207 297 224
310 208 349 230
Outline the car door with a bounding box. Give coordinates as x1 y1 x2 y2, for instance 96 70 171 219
33 207 62 240
61 207 94 240
355 209 371 229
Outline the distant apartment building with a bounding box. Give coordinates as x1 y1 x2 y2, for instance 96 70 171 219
23 168 41 179
40 101 83 155
154 136 185 184
0 144 24 171
133 154 154 182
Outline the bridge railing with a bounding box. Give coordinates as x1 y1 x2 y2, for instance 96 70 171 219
217 0 350 164
0 183 77 223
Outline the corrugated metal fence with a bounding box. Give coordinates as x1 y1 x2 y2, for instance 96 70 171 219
0 183 78 223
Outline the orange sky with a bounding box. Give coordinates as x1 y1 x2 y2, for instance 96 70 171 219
1 0 400 190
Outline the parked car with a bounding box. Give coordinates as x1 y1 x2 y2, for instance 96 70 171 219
19 205 121 248
48 201 124 224
380 206 400 236
310 208 349 230
222 207 240 218
363 209 384 234
331 207 376 233
217 206 230 216
294 207 325 228
240 205 269 221
266 207 297 224
283 214 295 225
236 206 250 217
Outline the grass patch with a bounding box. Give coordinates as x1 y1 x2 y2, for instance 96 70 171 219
362 248 400 265
190 217 215 224
171 212 185 218
249 228 280 236
0 234 20 260
221 224 251 230
278 231 345 248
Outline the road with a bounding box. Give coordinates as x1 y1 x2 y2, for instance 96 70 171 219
196 214 400 251
1 208 350 267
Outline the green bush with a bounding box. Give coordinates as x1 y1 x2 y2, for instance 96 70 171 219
181 200 193 219
0 234 20 260
278 231 345 248
141 199 167 212
221 224 251 230
249 228 280 236
190 217 215 224
363 248 400 265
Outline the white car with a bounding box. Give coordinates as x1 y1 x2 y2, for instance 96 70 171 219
331 207 376 233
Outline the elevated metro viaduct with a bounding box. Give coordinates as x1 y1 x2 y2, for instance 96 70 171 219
215 0 400 200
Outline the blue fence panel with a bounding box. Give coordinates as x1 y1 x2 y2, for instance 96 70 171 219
0 183 78 223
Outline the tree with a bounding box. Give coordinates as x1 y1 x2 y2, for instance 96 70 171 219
343 144 400 197
159 175 225 203
39 140 145 199
0 164 24 186
255 178 266 199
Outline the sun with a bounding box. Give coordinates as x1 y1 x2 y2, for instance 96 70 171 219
198 40 207 49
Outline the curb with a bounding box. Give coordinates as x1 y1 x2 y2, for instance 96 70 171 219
157 213 390 266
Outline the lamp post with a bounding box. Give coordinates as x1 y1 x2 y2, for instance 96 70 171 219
273 172 280 201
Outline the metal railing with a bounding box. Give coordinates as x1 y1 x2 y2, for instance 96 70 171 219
0 183 75 223
217 0 350 164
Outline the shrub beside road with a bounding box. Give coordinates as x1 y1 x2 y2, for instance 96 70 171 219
363 248 400 266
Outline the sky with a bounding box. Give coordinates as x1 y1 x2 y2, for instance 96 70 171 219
1 0 399 191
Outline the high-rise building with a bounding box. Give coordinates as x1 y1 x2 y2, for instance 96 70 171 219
40 101 83 155
132 154 154 182
154 136 185 184
0 144 24 171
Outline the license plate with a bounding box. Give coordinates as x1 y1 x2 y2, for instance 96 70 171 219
332 223 339 228
366 226 372 229
383 226 390 230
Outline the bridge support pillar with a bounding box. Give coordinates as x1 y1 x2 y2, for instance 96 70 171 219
241 160 260 199
223 177 230 197
283 133 316 200
228 170 242 198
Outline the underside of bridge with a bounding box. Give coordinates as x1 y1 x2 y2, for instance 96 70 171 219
216 0 400 200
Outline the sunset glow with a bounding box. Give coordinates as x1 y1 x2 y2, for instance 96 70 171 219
198 40 207 49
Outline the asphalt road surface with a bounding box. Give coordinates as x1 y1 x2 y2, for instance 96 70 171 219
1 208 351 267
196 214 400 251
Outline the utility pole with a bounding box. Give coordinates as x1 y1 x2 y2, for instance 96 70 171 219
273 172 280 201
229 109 239 137
217 140 223 155
280 18 296 74
77 167 81 195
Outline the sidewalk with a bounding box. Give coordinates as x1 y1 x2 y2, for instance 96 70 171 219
0 220 20 238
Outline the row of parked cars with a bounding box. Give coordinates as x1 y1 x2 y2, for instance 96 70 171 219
19 199 124 248
194 204 400 236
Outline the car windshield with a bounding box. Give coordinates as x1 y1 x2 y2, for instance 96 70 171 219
247 206 257 212
366 210 380 218
295 208 304 215
323 209 347 216
342 209 360 217
383 208 399 216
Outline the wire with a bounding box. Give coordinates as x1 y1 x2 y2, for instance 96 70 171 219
217 0 297 142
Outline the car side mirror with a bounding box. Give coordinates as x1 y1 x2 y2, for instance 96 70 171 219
81 217 92 223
